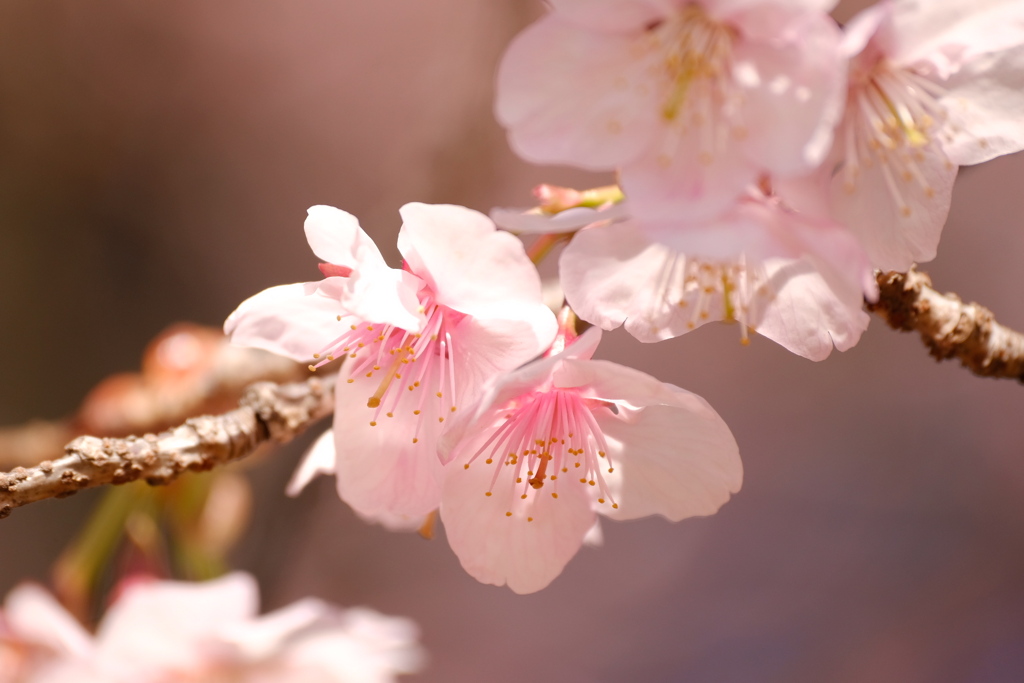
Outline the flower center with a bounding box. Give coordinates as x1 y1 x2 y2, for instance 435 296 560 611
644 3 740 165
842 61 951 216
310 292 459 440
465 388 618 521
652 253 769 345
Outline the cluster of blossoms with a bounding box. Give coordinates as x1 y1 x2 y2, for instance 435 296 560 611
227 204 741 593
0 573 422 683
223 0 1024 594
495 0 1024 355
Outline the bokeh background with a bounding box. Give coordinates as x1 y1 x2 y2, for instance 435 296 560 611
2 1 1024 681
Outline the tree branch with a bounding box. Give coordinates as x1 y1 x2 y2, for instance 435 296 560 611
869 267 1024 382
0 376 335 519
0 324 306 469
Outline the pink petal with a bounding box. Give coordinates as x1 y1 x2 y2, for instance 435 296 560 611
496 16 660 169
751 257 871 360
304 205 389 273
560 221 692 342
396 203 550 319
286 428 336 496
828 139 957 271
729 4 846 174
224 283 350 362
548 0 674 33
330 364 446 523
439 328 602 465
440 440 596 594
620 132 758 223
554 360 741 521
709 0 838 19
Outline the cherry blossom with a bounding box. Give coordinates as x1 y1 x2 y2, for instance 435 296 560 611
0 574 423 683
792 0 1024 271
438 327 741 594
496 0 847 220
493 191 876 361
226 203 557 526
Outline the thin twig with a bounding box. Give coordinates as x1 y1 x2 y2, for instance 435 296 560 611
0 376 336 519
869 267 1024 382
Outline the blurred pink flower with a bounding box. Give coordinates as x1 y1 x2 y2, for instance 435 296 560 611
0 574 423 683
226 204 556 527
438 328 741 594
493 193 876 361
496 0 847 220
792 0 1024 271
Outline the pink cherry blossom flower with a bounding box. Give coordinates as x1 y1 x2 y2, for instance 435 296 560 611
1 574 423 683
438 327 741 594
226 203 557 526
493 190 876 361
496 0 847 220
793 0 1024 271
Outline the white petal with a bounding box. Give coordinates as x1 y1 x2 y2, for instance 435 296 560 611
489 204 630 235
4 583 93 657
582 519 604 547
97 574 258 669
336 267 426 334
224 283 345 362
940 45 1024 165
560 221 711 342
304 205 389 272
397 203 549 318
286 428 336 497
889 0 1024 71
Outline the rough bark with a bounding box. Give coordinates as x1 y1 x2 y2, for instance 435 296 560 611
869 267 1024 382
0 376 335 518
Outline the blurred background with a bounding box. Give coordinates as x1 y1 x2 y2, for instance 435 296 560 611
2 1 1024 681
